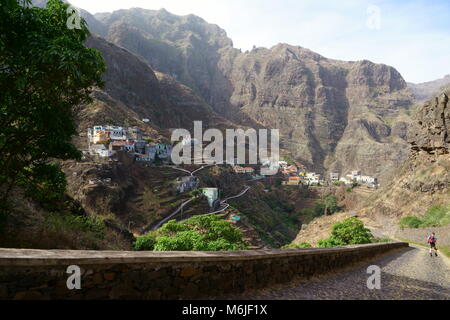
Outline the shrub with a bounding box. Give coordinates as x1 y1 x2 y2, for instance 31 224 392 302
318 237 345 248
133 233 157 251
283 242 312 249
134 215 248 251
314 195 342 216
46 213 105 239
190 190 202 198
318 217 373 248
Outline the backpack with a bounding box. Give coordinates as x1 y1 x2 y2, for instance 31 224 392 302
428 235 436 243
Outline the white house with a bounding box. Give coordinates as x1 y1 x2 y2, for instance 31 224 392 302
344 171 378 187
330 172 340 181
109 126 127 141
90 144 112 158
305 172 321 185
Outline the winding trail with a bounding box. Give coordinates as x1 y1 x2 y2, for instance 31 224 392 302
147 165 250 231
197 186 250 218
225 246 450 300
149 198 195 231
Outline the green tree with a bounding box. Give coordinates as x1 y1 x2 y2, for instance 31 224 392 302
0 0 105 217
314 195 341 216
318 217 374 248
134 215 248 251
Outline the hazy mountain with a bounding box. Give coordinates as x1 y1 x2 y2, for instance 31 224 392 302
408 75 450 104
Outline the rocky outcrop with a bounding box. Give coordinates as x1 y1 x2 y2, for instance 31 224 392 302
410 90 450 155
362 88 450 221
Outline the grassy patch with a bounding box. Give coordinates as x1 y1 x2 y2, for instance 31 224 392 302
399 204 450 229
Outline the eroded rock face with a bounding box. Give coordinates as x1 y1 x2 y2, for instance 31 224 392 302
410 90 450 155
361 88 450 220
224 45 414 180
83 36 228 133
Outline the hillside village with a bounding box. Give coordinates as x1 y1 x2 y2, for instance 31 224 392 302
86 125 379 190
86 125 173 163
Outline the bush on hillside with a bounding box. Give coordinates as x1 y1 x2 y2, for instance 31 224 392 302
399 204 450 229
318 217 373 248
134 215 248 251
282 242 312 249
314 195 342 216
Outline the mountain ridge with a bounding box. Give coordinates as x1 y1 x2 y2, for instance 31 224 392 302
84 7 418 181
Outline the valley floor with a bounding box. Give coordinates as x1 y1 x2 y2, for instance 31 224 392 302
223 246 450 300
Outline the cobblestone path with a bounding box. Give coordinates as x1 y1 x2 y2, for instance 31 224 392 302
226 246 450 300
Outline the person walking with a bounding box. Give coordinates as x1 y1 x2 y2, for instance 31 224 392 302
427 232 438 257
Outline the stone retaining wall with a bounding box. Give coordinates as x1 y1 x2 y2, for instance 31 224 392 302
0 242 408 300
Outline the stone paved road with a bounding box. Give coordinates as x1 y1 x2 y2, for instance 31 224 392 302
225 246 450 300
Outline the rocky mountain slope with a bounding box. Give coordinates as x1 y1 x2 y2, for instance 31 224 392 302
88 8 415 182
362 87 450 222
80 35 230 137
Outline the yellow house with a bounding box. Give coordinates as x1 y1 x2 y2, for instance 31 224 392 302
93 130 109 144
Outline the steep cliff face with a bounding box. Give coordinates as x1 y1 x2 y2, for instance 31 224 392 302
363 88 450 220
95 8 237 117
224 46 413 178
92 8 415 182
80 35 228 137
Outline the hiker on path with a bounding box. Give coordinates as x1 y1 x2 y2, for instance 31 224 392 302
427 232 438 257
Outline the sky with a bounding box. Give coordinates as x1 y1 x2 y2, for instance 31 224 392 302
69 0 450 84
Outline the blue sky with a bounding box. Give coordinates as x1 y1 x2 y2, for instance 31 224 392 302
70 0 450 83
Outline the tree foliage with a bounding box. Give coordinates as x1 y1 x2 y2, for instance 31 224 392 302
314 195 341 216
318 217 374 248
134 215 248 251
0 0 105 216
